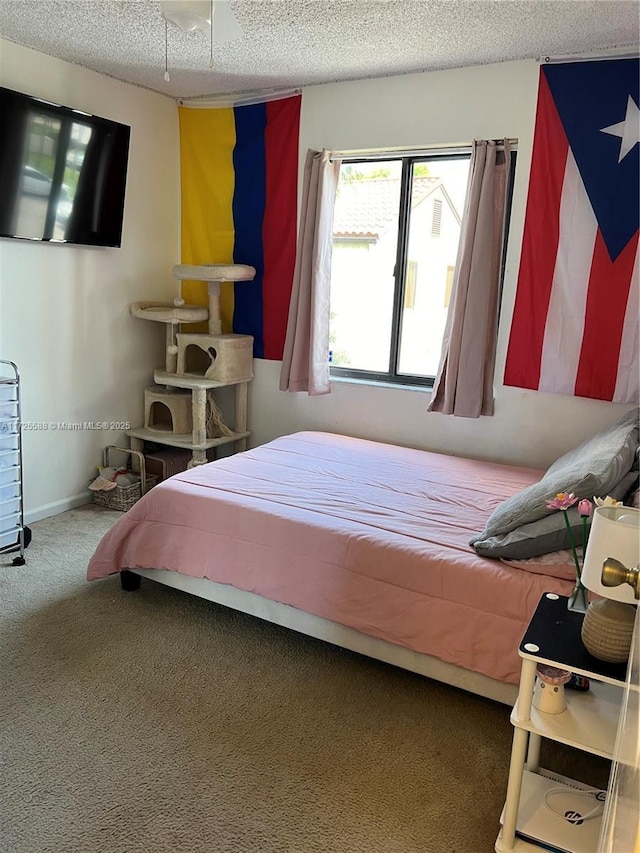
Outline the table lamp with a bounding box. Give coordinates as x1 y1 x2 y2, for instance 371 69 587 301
580 505 640 663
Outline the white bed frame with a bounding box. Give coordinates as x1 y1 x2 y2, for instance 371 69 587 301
130 568 518 706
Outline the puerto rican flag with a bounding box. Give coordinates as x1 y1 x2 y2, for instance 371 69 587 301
504 59 639 403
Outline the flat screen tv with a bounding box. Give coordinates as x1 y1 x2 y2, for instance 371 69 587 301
0 87 130 247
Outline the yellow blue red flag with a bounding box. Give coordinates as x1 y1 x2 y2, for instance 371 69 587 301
179 95 301 359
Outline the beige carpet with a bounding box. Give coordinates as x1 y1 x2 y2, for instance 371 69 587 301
0 505 609 853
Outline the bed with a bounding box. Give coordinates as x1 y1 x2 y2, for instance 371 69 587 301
87 420 639 705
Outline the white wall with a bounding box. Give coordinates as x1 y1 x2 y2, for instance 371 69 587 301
249 61 634 470
0 49 633 522
0 40 180 520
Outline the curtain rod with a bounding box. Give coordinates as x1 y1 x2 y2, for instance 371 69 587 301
178 88 301 108
540 47 639 64
329 140 517 162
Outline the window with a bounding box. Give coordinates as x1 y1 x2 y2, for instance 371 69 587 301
329 152 471 385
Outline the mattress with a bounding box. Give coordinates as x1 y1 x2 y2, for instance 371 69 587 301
87 431 575 684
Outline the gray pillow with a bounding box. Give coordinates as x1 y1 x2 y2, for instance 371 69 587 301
469 408 639 545
472 470 639 559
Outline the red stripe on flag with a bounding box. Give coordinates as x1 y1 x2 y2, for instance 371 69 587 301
574 231 639 400
503 70 569 390
262 96 301 360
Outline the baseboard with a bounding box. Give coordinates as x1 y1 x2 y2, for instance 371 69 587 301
25 492 93 524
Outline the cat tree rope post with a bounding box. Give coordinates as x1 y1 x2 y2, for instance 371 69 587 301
166 323 178 374
235 381 248 453
208 281 222 335
191 387 208 466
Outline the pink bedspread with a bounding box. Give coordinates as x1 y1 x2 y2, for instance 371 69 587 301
87 432 575 684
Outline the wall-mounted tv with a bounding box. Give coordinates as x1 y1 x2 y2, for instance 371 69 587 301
0 87 130 248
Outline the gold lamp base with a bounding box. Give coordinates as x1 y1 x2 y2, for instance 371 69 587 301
581 599 635 663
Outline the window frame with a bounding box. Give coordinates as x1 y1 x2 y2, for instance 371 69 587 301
329 147 516 389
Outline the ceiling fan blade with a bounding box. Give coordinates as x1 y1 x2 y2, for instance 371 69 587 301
213 1 244 43
160 1 243 41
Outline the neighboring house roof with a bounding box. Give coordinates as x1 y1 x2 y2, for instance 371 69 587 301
333 175 462 239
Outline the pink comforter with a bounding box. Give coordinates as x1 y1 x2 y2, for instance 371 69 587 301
87 432 574 684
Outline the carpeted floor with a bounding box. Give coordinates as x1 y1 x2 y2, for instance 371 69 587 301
0 505 609 853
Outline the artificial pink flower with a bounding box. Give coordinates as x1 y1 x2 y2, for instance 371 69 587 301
578 499 592 517
545 492 578 511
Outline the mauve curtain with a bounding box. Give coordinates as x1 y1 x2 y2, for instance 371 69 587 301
427 139 511 417
279 149 341 395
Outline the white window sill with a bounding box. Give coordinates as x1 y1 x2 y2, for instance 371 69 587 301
330 375 433 394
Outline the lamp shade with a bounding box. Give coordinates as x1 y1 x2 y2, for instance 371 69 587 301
581 505 640 604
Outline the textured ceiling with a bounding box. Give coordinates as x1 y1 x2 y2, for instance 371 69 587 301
0 0 638 101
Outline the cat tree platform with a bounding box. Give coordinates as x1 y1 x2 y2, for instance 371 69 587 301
130 301 209 324
172 264 256 336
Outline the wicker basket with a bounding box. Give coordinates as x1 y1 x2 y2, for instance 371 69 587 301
92 446 157 512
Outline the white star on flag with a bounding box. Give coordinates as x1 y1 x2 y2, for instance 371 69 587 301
600 95 640 162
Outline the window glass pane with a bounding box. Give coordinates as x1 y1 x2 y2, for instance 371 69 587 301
53 121 92 240
16 112 62 238
14 113 93 241
330 161 402 371
398 157 470 378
